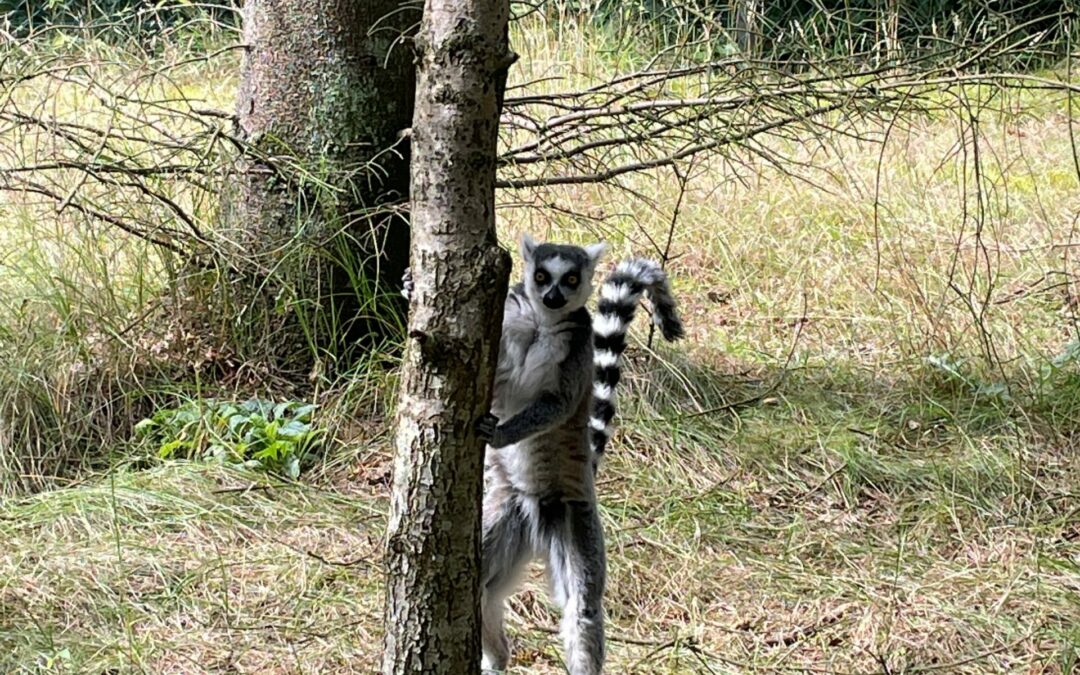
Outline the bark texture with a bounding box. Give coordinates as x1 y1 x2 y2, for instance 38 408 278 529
380 0 514 670
228 0 416 363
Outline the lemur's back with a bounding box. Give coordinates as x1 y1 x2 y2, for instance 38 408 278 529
487 282 595 501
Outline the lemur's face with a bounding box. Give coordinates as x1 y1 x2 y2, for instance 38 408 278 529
520 234 607 316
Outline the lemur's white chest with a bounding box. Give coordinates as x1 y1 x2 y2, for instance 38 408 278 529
492 307 569 420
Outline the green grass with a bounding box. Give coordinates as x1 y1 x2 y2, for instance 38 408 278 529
0 464 387 672
3 368 1078 672
3 10 1080 675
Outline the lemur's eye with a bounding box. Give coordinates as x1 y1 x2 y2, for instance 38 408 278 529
565 274 579 287
534 270 549 284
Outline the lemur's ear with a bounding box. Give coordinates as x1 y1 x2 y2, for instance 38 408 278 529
584 242 608 266
520 233 538 261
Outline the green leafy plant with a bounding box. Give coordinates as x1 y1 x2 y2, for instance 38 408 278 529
134 398 320 479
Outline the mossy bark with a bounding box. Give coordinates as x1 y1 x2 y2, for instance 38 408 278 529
225 0 416 370
380 0 514 670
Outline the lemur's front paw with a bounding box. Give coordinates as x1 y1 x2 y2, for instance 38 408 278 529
401 267 413 301
475 413 499 445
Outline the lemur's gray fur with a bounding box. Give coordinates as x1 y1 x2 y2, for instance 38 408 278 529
401 234 683 674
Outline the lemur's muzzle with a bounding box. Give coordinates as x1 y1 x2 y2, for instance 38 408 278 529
543 288 567 309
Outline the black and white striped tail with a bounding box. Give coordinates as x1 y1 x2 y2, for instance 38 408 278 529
590 258 684 467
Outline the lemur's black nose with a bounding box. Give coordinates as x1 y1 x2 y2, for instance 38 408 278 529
543 289 566 309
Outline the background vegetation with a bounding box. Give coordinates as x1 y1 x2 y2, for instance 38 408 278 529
2 0 1080 672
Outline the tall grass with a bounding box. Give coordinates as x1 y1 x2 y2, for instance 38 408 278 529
0 14 411 491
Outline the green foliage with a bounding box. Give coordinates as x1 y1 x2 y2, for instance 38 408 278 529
573 0 1067 66
135 398 320 479
1 0 238 38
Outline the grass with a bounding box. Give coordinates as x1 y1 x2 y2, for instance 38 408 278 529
3 372 1078 672
0 464 387 672
3 10 1080 675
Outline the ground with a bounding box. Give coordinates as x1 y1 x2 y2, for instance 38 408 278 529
2 13 1080 675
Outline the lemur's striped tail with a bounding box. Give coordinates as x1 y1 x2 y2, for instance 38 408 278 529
590 259 684 465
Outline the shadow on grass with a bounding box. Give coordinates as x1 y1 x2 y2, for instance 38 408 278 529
613 343 1080 528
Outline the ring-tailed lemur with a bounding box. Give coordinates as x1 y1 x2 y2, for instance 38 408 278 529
401 234 683 674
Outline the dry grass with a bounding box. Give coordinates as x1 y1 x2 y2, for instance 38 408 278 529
3 14 1080 675
0 464 388 672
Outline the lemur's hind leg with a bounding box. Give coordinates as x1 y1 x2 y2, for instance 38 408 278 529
481 493 532 672
546 501 606 675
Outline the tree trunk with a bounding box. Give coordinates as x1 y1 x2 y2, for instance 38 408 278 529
225 0 416 370
380 0 513 669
